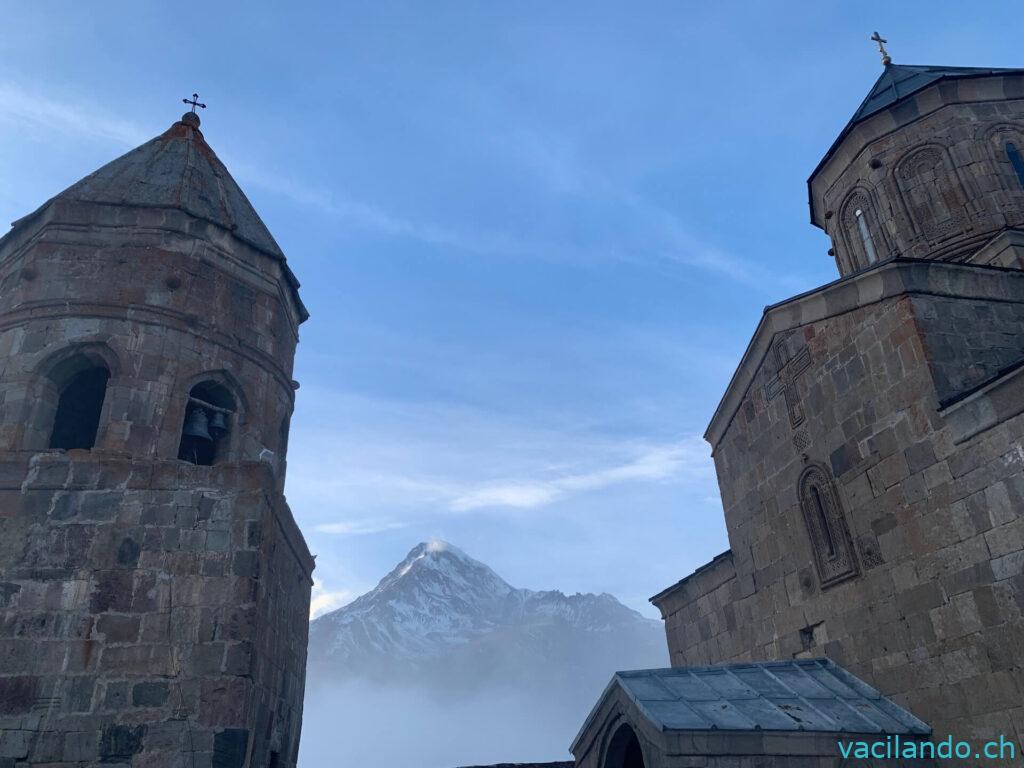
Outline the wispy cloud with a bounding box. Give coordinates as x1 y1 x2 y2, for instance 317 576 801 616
0 80 537 261
450 441 705 512
488 122 797 288
232 162 538 259
0 80 790 289
285 387 717 524
0 83 148 147
314 519 408 536
309 579 355 619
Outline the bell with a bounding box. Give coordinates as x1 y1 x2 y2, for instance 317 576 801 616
183 406 212 441
208 411 228 436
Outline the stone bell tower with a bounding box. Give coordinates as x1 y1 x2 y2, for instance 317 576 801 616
0 106 313 767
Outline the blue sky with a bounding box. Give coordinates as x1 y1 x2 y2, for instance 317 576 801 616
1 2 1019 617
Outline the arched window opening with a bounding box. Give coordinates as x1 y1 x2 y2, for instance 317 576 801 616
841 191 886 270
798 466 858 588
604 724 646 768
48 366 110 450
809 486 836 558
854 208 878 264
1007 142 1024 190
178 381 236 466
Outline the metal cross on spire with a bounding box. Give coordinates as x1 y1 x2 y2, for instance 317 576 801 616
182 92 207 114
870 31 892 67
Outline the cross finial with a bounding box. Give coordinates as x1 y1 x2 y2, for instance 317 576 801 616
182 92 207 114
870 31 891 67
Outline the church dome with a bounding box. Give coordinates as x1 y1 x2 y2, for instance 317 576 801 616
807 62 1024 275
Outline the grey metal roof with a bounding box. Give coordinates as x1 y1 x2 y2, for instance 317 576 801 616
851 64 1024 125
574 659 929 749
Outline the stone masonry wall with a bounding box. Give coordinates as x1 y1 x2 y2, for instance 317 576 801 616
0 209 298 472
0 455 311 767
655 286 1024 746
911 291 1024 404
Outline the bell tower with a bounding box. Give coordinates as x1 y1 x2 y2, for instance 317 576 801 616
0 107 313 767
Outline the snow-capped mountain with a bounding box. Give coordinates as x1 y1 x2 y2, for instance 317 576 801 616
307 540 667 687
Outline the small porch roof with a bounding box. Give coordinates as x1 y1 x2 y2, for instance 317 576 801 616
571 658 929 754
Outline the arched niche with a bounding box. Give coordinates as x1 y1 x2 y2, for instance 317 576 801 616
895 144 970 245
798 464 859 588
21 343 119 452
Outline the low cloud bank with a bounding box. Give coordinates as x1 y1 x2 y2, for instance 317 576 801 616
300 678 599 767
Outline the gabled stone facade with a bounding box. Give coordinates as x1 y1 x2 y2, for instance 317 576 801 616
653 63 1024 749
0 113 313 767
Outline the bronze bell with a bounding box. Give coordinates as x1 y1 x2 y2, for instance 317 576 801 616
208 411 228 436
183 406 212 441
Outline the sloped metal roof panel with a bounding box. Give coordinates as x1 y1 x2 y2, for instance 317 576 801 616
612 659 931 734
850 64 1024 125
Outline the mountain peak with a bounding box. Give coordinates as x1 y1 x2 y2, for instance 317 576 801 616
402 538 465 565
386 539 508 588
309 542 665 673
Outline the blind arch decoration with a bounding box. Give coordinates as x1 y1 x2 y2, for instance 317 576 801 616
798 464 859 588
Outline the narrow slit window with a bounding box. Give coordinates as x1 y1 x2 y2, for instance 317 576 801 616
49 367 110 450
854 208 878 264
810 485 836 558
1007 142 1024 190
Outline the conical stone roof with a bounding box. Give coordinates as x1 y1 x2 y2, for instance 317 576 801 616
8 111 306 321
36 112 282 257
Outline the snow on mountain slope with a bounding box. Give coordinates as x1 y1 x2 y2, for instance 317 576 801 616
307 540 667 686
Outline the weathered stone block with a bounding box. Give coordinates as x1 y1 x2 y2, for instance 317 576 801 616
98 724 145 762
131 681 169 707
0 677 37 715
212 728 248 768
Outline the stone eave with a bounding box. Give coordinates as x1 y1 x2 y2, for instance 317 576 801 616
704 256 1024 452
649 549 733 609
7 197 310 325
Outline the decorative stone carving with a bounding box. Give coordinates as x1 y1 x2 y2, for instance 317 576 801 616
798 464 859 588
765 333 812 429
896 145 968 243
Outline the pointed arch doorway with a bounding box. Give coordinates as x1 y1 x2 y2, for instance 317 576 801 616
603 723 645 768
